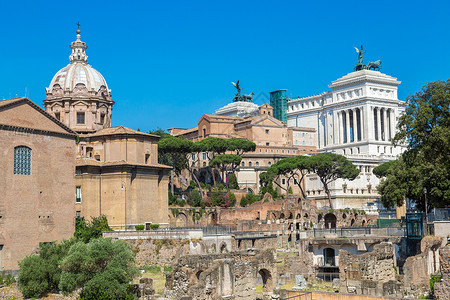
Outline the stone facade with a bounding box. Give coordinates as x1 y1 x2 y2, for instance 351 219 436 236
286 70 407 210
76 126 171 228
0 98 76 270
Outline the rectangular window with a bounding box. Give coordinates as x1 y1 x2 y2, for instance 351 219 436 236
55 112 60 121
266 142 269 146
76 211 81 218
100 114 105 124
76 186 82 203
302 133 306 137
14 146 31 175
282 179 286 185
191 153 196 160
265 129 269 134
202 153 207 160
77 112 85 124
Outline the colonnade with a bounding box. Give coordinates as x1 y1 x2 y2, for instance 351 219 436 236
337 106 395 144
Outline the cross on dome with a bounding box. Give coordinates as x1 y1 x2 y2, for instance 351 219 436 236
69 27 88 63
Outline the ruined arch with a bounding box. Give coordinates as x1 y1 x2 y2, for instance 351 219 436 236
196 270 204 280
220 243 228 253
318 214 323 223
304 213 309 218
324 213 337 229
351 219 355 226
176 213 187 227
296 213 301 219
279 213 285 219
258 269 272 289
288 212 293 219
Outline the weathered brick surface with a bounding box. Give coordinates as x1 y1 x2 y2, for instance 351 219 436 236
435 244 450 300
0 99 76 270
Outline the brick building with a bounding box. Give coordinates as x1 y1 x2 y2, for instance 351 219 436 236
0 97 76 270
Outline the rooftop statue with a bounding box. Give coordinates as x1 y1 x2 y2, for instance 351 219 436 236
231 80 254 102
353 45 382 71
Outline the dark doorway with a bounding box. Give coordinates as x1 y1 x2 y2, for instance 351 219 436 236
323 248 335 266
324 213 337 229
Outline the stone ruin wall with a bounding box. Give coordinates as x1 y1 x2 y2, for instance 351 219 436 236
339 242 402 297
169 194 378 231
164 249 277 300
433 243 450 300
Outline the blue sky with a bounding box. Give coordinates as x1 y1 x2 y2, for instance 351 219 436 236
1 0 450 131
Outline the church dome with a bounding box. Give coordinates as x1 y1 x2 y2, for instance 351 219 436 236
45 29 112 100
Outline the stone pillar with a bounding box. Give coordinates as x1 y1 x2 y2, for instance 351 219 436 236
359 107 364 141
383 108 388 141
389 109 395 140
353 108 358 142
346 110 351 143
376 107 382 141
339 111 344 144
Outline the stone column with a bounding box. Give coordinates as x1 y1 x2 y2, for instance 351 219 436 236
359 107 364 140
346 110 351 143
353 108 358 142
383 109 388 141
376 107 382 141
389 109 395 140
340 111 344 144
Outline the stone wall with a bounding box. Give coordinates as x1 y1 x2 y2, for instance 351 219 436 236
164 249 277 300
338 242 401 297
434 243 450 300
402 236 442 297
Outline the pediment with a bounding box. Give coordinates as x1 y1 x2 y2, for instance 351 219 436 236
252 115 284 127
0 98 74 135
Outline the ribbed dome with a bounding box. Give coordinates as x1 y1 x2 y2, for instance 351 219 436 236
48 62 109 93
45 29 112 100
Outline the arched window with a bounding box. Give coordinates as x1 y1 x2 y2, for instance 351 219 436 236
14 146 31 175
255 161 259 167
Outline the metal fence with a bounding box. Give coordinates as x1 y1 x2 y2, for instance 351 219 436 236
283 291 313 300
428 208 450 222
312 226 405 238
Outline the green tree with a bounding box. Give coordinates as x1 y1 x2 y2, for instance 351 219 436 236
209 154 242 191
227 138 256 156
59 238 138 299
196 137 229 187
259 156 309 198
387 80 450 209
18 238 77 298
227 173 239 189
307 153 359 209
74 215 112 244
158 136 191 195
373 160 395 178
187 189 202 207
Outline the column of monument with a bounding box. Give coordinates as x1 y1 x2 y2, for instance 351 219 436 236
344 110 349 143
383 109 388 141
353 108 358 142
377 107 382 141
389 109 395 140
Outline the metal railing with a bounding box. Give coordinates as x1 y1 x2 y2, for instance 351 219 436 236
283 291 313 300
312 226 405 238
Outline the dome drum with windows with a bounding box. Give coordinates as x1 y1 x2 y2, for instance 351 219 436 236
44 28 114 133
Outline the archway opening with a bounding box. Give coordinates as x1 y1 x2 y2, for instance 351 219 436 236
220 243 227 253
279 213 285 219
258 269 272 288
324 213 337 229
196 270 203 280
323 248 335 266
351 219 355 226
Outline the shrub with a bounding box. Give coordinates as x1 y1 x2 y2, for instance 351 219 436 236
288 186 293 194
228 192 237 207
168 192 179 205
150 224 160 229
217 183 225 191
227 173 239 189
211 191 224 207
59 238 138 299
18 238 77 298
75 215 112 243
187 190 202 207
135 224 145 230
240 193 260 207
259 181 278 199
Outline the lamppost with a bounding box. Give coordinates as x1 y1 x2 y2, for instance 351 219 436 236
424 187 428 223
122 182 127 231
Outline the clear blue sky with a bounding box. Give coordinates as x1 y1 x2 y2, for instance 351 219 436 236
1 0 450 131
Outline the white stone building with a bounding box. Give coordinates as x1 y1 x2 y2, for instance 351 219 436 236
286 70 406 211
